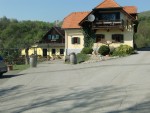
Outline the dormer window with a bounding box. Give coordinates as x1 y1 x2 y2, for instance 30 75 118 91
99 12 120 21
48 35 59 41
102 14 116 20
48 35 51 40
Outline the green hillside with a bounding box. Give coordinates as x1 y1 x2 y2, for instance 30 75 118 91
134 11 150 48
139 10 150 18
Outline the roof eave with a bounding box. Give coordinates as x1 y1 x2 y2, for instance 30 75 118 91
79 7 123 26
93 7 123 10
79 11 92 26
63 28 82 30
121 9 136 21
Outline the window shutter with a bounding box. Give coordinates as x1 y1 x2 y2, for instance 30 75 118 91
77 38 80 44
71 38 74 44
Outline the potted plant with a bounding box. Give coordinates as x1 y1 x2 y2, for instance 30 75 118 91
7 55 13 71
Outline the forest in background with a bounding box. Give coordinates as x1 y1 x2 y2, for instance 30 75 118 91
0 16 57 49
135 10 150 48
0 16 60 64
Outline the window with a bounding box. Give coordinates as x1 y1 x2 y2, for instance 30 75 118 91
48 35 51 40
56 35 59 39
52 35 55 40
112 34 124 43
100 12 120 20
60 49 64 55
102 14 116 20
71 37 80 44
48 35 59 41
52 49 56 55
43 49 47 57
96 34 105 43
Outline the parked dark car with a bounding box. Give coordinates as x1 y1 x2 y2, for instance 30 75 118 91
0 56 7 76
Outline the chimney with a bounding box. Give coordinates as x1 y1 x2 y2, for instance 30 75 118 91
55 20 59 27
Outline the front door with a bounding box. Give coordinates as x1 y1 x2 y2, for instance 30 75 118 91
43 49 47 57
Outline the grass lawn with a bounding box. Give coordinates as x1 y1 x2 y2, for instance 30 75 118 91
13 64 30 71
7 64 30 74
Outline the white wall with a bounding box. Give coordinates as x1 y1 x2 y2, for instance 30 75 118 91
65 29 84 55
94 29 134 49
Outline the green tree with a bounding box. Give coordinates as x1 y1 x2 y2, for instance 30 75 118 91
0 16 54 64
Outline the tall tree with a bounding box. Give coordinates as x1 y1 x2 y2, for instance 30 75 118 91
0 17 55 64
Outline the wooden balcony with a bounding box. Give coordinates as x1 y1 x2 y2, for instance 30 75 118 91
92 19 125 29
37 43 65 48
47 43 65 47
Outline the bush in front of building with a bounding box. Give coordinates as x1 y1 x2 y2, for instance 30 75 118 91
15 56 26 65
98 45 110 56
81 47 93 54
113 45 134 56
0 49 21 65
77 53 90 63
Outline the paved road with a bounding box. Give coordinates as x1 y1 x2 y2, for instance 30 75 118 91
0 50 150 113
0 69 21 85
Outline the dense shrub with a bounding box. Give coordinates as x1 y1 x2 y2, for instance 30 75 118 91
77 53 90 63
15 57 25 65
98 45 110 56
0 49 21 64
81 47 93 54
113 45 134 56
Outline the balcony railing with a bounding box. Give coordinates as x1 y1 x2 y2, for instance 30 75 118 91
37 43 65 48
93 19 124 29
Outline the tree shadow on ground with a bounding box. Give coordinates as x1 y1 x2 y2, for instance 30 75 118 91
0 74 25 79
0 85 149 113
108 100 150 113
0 85 24 96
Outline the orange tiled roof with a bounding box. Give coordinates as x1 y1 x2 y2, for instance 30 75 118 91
95 0 120 9
62 0 137 29
62 12 89 29
123 6 137 14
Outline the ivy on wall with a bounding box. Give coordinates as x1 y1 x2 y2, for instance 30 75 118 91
82 25 96 48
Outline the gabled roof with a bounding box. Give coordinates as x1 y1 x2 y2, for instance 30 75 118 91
53 27 65 37
95 0 120 9
62 0 137 29
44 27 64 37
62 12 89 29
39 27 65 43
123 6 137 14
